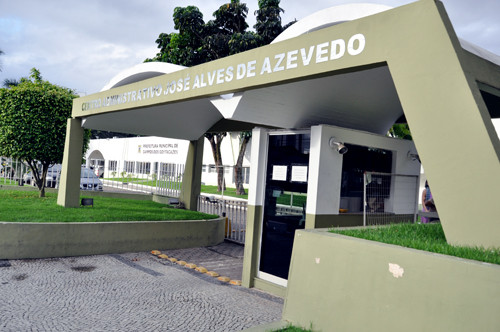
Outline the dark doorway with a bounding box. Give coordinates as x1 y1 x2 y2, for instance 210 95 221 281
259 132 310 281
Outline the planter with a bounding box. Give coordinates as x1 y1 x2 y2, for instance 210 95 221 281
0 218 225 259
283 229 500 332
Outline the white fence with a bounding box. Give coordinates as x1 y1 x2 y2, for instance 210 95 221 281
1 157 30 186
197 195 247 244
102 162 184 196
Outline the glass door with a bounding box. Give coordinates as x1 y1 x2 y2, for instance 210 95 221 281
258 132 310 285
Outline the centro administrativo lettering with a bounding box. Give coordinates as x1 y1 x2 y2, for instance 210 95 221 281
82 33 365 111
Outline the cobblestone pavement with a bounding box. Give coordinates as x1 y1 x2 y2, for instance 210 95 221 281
0 248 283 332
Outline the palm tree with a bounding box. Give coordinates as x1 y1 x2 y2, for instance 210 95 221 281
3 78 20 88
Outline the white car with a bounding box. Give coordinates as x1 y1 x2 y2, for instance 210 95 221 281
80 167 103 191
23 164 61 188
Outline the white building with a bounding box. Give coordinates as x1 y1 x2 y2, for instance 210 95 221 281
85 133 252 189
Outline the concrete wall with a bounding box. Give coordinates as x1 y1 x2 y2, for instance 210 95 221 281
283 229 500 331
0 218 225 260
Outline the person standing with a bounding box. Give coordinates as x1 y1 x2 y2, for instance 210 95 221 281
421 181 437 223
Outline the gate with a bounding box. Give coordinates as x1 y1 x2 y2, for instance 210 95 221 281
198 195 247 244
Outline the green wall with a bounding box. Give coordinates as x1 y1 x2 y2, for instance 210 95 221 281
0 218 225 260
283 229 500 331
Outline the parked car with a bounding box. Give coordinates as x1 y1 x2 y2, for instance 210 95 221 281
80 167 103 191
23 165 61 188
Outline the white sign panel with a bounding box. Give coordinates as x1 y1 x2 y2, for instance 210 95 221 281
291 166 308 182
272 165 288 181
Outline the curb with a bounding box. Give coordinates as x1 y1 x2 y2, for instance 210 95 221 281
150 250 242 286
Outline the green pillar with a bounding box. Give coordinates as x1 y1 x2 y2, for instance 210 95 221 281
179 137 204 211
57 118 84 207
382 0 500 248
242 127 268 288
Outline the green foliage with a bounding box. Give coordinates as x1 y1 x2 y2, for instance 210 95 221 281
0 68 89 197
3 78 20 88
388 123 412 140
254 0 285 44
0 190 217 222
200 184 248 199
213 0 249 35
145 0 292 66
330 223 500 265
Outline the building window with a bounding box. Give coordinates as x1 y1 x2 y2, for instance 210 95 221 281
243 167 250 184
136 162 151 175
124 161 135 173
159 163 177 177
233 166 250 184
202 165 207 173
108 160 117 172
208 164 216 173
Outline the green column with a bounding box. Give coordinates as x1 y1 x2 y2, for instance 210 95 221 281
57 118 84 207
179 137 204 211
382 0 500 247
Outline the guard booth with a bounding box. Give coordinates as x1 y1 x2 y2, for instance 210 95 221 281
244 125 419 292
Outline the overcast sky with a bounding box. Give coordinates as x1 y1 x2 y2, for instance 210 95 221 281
1 0 499 95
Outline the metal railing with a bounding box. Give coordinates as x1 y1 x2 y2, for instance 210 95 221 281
103 163 184 196
198 195 248 244
1 157 30 186
363 171 419 226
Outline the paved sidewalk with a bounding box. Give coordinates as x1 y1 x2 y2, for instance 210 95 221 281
0 243 283 332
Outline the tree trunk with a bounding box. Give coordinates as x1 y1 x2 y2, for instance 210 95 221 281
205 132 226 192
234 133 250 195
28 161 48 198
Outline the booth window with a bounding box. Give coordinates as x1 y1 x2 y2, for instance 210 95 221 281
340 144 392 213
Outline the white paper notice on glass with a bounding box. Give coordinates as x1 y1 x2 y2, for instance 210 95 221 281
272 165 287 181
291 166 308 182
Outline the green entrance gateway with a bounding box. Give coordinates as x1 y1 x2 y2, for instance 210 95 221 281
58 0 500 293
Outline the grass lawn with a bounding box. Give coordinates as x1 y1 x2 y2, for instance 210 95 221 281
0 190 217 222
104 178 250 200
330 223 500 265
200 185 248 200
0 179 18 186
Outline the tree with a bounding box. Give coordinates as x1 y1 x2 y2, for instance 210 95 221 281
0 68 89 197
254 0 284 44
388 123 412 140
234 131 251 195
3 78 20 88
204 133 227 192
146 0 292 193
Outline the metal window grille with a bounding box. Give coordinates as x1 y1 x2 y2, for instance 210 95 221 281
363 171 419 226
